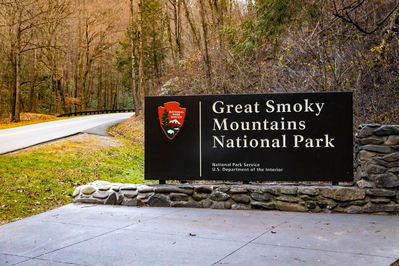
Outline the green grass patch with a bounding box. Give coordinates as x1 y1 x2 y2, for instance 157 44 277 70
0 134 149 225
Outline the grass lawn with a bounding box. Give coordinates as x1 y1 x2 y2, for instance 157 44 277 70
0 133 147 225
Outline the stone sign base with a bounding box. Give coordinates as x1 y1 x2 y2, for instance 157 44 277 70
73 181 399 214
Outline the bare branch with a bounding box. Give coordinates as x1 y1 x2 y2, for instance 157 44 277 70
333 0 399 34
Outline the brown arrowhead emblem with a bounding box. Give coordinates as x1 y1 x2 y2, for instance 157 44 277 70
158 101 186 140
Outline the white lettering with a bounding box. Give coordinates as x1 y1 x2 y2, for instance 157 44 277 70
212 101 224 114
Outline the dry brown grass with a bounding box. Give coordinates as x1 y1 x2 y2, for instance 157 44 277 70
0 113 64 129
109 115 144 146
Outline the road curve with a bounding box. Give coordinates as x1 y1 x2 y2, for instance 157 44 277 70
0 112 134 155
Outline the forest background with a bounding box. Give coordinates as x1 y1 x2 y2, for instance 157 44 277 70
1 0 399 126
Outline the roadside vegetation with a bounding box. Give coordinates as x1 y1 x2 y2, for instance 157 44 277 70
0 113 66 130
0 116 146 225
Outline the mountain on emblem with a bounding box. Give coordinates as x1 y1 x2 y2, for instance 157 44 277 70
158 102 186 140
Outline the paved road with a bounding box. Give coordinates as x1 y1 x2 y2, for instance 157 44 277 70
0 204 398 266
0 113 134 154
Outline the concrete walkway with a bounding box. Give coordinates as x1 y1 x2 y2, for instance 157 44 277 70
1 204 398 266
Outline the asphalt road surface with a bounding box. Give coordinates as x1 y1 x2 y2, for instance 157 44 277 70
0 112 134 155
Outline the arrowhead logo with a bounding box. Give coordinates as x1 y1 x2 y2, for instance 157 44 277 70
158 101 186 140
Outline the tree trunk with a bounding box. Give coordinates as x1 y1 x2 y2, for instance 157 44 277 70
28 50 38 113
138 0 145 115
198 0 212 92
11 24 22 122
130 0 139 112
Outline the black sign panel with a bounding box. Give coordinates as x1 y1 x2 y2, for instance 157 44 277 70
145 92 353 182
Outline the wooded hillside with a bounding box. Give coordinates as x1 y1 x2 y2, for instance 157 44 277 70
1 0 398 125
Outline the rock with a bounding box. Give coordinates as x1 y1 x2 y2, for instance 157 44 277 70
320 188 365 201
120 184 137 190
306 201 316 209
364 145 391 154
389 161 399 167
137 185 153 193
317 198 338 209
124 198 143 207
194 186 213 194
357 127 374 138
247 186 263 194
148 195 170 207
355 168 366 181
224 201 233 209
92 191 109 199
363 203 397 213
251 202 276 210
385 135 399 145
389 167 399 173
375 173 399 188
229 186 248 194
202 199 213 208
155 186 193 195
250 193 271 202
210 191 230 201
170 193 188 202
261 187 281 196
373 125 399 136
74 198 104 204
361 123 381 127
231 194 251 204
81 185 96 195
171 202 201 208
98 185 111 191
137 192 154 200
356 179 375 189
277 202 307 212
365 164 386 174
112 185 121 192
211 202 226 209
300 195 313 201
92 181 110 185
339 200 367 207
178 185 194 190
382 152 399 162
192 192 210 201
360 137 384 145
73 187 81 197
370 158 389 167
298 187 319 196
366 189 396 197
281 187 297 195
275 196 299 203
123 191 138 198
231 204 252 210
358 151 376 161
105 193 117 205
117 194 123 205
217 186 230 193
371 198 391 204
345 206 363 214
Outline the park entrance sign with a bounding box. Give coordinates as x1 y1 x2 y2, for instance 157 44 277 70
145 92 353 182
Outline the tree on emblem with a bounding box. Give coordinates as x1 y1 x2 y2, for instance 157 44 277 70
162 109 169 125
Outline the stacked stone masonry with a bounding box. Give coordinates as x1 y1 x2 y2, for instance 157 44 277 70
72 124 399 214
